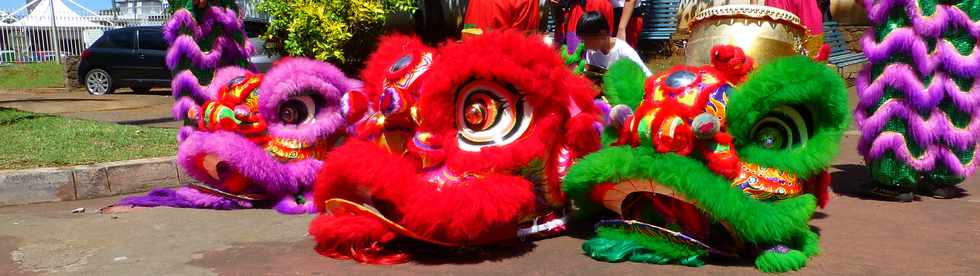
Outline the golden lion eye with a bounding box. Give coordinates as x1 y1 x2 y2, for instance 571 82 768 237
456 80 532 151
463 94 498 131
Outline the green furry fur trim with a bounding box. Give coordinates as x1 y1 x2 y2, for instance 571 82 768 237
602 59 647 109
584 227 707 266
561 44 587 74
797 230 821 257
755 249 809 273
563 146 817 245
726 56 851 179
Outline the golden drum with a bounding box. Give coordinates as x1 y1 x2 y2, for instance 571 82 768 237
685 5 808 66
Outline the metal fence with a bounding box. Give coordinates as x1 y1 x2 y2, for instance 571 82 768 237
0 2 166 65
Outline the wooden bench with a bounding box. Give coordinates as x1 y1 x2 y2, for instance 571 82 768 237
638 0 681 56
824 21 867 74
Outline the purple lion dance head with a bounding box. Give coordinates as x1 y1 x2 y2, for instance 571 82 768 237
118 4 364 214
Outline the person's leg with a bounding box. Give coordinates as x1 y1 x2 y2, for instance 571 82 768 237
612 7 623 37
627 15 642 47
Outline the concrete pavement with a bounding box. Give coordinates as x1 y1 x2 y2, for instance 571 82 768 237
0 89 179 128
0 133 978 275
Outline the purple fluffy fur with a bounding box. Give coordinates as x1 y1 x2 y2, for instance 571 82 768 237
177 131 323 197
177 126 194 143
866 133 977 175
198 7 247 41
856 65 980 112
119 187 251 210
173 97 197 121
856 0 980 178
171 71 212 102
259 59 351 143
207 66 254 93
167 36 254 71
856 100 980 152
165 59 354 214
861 29 979 77
593 98 612 124
163 10 202 43
865 0 980 38
164 7 254 72
273 191 317 214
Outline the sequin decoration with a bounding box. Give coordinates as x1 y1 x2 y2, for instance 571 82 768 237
731 162 802 200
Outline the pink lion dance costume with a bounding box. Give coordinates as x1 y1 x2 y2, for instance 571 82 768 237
118 1 362 214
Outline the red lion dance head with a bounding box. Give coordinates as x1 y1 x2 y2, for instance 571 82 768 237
310 31 603 263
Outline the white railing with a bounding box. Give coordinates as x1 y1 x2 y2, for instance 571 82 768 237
0 8 166 65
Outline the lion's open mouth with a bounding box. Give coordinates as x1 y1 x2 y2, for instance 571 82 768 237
191 154 267 201
600 179 740 255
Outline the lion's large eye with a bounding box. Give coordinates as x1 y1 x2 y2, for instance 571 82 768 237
389 55 413 73
456 81 532 151
750 106 810 150
278 95 317 125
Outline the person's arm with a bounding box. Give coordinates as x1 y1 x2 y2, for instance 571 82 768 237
616 0 637 41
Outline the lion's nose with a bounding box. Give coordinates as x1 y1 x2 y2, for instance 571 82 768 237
410 131 445 169
194 101 266 138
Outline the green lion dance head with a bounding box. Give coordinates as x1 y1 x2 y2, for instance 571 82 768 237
564 55 849 272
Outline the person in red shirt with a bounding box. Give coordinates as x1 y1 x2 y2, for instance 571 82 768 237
463 0 541 31
611 0 642 47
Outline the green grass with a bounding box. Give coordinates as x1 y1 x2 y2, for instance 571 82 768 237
0 108 177 170
0 63 64 89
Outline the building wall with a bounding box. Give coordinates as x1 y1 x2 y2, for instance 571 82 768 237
112 0 166 17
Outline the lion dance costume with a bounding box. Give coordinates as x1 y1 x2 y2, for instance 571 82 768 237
564 46 849 272
856 0 979 200
309 31 604 264
118 0 363 214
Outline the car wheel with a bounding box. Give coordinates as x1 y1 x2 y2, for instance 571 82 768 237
85 69 114 95
130 86 151 94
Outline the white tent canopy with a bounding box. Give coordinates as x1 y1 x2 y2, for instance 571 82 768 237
7 0 102 28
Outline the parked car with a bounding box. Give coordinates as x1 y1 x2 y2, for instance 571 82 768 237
244 18 281 72
79 21 280 95
78 26 170 95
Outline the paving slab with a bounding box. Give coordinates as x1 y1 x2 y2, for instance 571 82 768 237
1 157 182 207
0 134 977 275
104 157 180 195
71 166 110 200
0 168 75 205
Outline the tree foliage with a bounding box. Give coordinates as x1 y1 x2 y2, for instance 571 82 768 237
258 0 417 65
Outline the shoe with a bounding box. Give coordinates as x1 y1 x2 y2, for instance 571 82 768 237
928 186 962 199
867 185 915 202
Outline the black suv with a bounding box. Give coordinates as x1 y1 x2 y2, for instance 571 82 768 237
78 26 169 95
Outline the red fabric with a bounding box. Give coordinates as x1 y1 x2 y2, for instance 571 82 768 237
311 31 603 263
310 213 407 264
709 45 754 85
358 34 435 107
815 44 831 62
625 16 642 47
766 0 824 35
804 170 832 208
464 0 540 31
700 133 740 180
